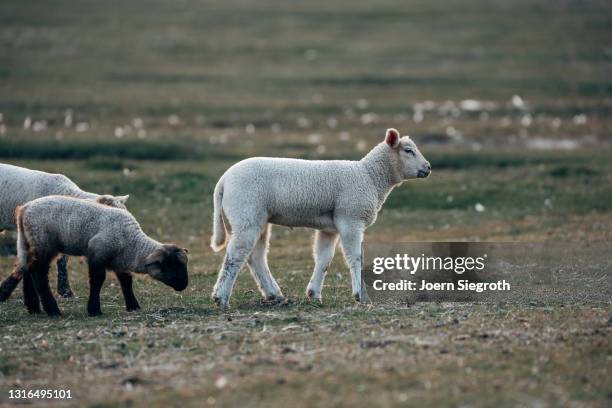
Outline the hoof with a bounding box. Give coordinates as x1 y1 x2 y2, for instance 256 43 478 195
87 305 102 317
212 295 229 310
126 304 141 312
306 289 322 302
354 292 371 305
44 304 62 317
58 288 74 298
0 276 20 302
0 289 12 302
264 294 287 306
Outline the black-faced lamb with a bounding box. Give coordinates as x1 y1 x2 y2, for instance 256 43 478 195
13 195 188 316
210 128 431 309
0 163 129 300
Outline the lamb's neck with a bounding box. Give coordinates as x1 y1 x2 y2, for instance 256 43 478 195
130 229 162 273
360 143 402 204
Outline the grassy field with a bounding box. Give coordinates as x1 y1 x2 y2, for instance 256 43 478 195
0 0 611 406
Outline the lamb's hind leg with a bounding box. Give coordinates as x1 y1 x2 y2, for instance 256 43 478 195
246 224 284 303
56 255 74 298
22 268 41 314
0 266 23 302
306 230 338 302
212 225 262 310
1 225 27 302
30 255 61 316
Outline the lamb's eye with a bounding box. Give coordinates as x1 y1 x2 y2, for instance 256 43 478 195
404 148 415 155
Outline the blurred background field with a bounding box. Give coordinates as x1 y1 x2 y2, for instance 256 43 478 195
0 1 610 406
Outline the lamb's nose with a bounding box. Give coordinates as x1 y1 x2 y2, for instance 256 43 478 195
418 163 431 178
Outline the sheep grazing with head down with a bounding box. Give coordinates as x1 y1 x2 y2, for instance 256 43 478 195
13 195 189 316
0 163 129 300
210 128 431 309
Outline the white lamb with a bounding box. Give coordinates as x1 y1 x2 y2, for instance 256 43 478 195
14 195 189 316
210 128 431 309
0 163 129 300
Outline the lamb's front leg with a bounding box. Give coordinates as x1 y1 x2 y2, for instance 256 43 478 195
307 230 338 301
337 222 370 304
115 271 140 311
87 260 106 316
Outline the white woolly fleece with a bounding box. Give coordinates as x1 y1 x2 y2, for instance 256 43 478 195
17 195 159 273
209 129 431 308
211 134 430 250
0 163 128 230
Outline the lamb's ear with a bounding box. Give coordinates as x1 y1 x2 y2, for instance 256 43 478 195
96 195 114 206
176 249 189 265
385 128 400 149
145 248 165 265
116 195 129 204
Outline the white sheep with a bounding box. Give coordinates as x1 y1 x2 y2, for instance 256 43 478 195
210 128 431 309
0 163 129 301
13 195 189 316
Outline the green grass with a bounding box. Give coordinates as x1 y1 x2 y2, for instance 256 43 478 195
0 155 609 407
0 139 242 161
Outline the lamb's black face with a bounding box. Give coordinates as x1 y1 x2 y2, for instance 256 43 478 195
145 245 189 291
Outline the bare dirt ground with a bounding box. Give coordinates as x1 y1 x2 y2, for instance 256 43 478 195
2 299 610 407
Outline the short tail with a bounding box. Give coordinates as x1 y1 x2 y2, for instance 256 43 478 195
210 178 227 252
0 206 29 301
15 206 29 268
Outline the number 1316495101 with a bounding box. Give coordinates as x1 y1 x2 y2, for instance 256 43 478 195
9 389 72 399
